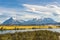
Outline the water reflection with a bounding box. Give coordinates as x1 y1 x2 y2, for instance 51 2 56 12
0 29 60 34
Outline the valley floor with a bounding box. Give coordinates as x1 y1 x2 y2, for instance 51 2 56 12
0 25 60 30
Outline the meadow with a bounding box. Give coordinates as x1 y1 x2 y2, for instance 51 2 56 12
0 25 59 30
0 30 59 40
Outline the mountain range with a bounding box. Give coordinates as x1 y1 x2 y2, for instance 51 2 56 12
2 17 59 25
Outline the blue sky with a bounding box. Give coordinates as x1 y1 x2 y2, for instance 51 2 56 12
0 0 59 8
0 0 60 23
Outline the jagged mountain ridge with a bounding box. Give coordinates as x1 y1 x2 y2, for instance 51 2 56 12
2 17 58 25
2 17 20 25
22 18 57 25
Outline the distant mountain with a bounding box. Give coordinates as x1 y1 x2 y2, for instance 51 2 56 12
39 18 57 25
22 18 38 25
2 17 20 25
2 17 58 25
22 18 57 25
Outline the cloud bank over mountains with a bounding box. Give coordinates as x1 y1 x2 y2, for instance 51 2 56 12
23 4 60 22
1 4 60 23
0 0 60 24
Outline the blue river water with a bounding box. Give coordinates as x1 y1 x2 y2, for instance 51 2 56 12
0 29 60 34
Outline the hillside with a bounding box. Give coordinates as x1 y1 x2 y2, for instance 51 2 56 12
2 17 20 25
2 17 58 25
0 30 60 40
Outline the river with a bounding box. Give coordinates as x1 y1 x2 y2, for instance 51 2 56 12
0 29 60 34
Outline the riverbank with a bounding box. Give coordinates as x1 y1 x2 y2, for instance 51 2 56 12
0 30 60 40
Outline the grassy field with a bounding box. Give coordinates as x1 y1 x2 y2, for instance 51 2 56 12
0 30 59 40
0 25 59 30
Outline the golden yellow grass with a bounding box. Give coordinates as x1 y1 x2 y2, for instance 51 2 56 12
0 25 59 30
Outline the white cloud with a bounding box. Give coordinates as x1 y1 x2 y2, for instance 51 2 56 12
0 7 42 23
0 4 60 23
0 8 19 23
23 4 60 14
0 13 3 15
23 4 60 22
